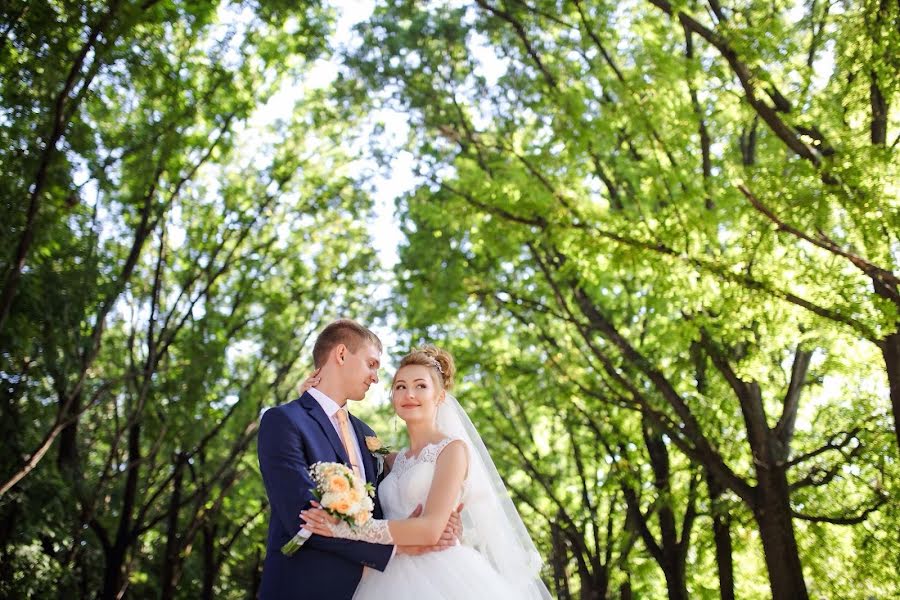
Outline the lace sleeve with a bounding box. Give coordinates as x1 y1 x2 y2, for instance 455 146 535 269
419 437 464 464
328 518 394 545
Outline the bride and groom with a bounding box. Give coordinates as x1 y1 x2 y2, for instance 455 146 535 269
257 319 551 599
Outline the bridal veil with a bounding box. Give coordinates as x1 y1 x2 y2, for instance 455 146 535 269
435 394 553 600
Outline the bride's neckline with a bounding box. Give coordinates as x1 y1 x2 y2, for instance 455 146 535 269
402 437 450 460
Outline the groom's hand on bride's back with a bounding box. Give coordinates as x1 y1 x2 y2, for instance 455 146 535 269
396 503 465 556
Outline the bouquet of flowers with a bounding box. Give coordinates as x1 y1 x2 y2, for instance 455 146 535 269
281 461 375 556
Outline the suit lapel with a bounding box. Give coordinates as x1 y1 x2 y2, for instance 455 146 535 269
349 415 377 485
298 392 350 465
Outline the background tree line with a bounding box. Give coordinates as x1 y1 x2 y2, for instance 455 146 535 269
1 0 897 598
1 1 381 597
344 0 898 598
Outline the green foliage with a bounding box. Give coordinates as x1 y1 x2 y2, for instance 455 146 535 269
2 0 898 598
343 0 899 598
0 1 380 598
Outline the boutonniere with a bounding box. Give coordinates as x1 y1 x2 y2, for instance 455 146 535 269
365 436 392 479
365 435 391 456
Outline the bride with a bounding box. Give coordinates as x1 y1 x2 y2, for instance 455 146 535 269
300 345 552 600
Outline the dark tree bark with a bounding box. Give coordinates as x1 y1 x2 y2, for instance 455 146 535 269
57 389 81 475
751 462 809 600
0 500 20 590
881 330 900 451
870 72 887 145
201 522 218 600
550 516 573 600
622 418 695 600
248 548 263 600
740 117 759 166
703 342 811 600
873 275 900 450
99 423 141 600
706 468 735 600
160 455 185 600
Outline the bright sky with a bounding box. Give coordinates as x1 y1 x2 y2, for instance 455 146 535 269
242 0 417 390
251 0 415 273
250 0 508 273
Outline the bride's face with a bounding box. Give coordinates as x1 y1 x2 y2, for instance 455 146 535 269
391 364 443 424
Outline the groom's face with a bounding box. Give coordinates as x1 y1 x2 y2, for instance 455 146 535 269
342 341 381 401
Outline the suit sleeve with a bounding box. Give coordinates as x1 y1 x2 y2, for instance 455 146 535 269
257 407 394 571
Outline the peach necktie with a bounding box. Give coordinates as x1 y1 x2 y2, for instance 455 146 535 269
335 408 362 479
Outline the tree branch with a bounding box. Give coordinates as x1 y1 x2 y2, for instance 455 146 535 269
646 0 822 165
738 184 899 302
474 0 558 88
773 345 814 445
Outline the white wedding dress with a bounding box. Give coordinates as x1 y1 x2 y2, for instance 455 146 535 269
353 438 521 600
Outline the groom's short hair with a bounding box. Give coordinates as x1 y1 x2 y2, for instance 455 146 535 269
313 319 382 368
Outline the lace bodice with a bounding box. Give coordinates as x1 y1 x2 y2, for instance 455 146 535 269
378 437 465 520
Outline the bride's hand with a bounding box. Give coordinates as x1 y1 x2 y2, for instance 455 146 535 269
296 368 322 395
299 501 339 537
447 502 464 540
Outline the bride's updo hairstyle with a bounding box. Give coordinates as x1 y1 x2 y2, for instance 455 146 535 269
396 345 455 391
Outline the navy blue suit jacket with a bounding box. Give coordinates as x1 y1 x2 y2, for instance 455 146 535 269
257 392 394 599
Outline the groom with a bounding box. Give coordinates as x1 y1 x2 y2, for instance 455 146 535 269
257 319 457 599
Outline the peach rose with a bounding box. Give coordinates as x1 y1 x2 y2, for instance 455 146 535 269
329 475 350 493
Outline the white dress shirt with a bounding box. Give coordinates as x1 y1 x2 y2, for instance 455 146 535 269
307 387 366 479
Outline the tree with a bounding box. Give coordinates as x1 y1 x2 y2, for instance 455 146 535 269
0 1 385 597
343 0 899 597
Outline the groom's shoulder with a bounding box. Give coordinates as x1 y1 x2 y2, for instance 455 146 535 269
260 397 305 424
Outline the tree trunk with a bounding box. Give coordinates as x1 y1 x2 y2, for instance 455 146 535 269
870 72 887 145
703 344 809 600
619 576 633 600
247 548 263 600
872 273 900 451
160 458 184 600
57 390 81 475
201 522 217 600
550 519 572 600
752 464 809 600
661 560 689 600
706 469 735 600
78 550 90 600
577 560 602 600
100 543 128 600
0 500 19 591
632 422 691 600
100 422 141 600
881 330 900 452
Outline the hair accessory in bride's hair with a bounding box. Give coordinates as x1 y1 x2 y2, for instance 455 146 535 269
426 357 444 374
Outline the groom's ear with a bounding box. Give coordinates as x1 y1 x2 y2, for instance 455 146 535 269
334 343 348 365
